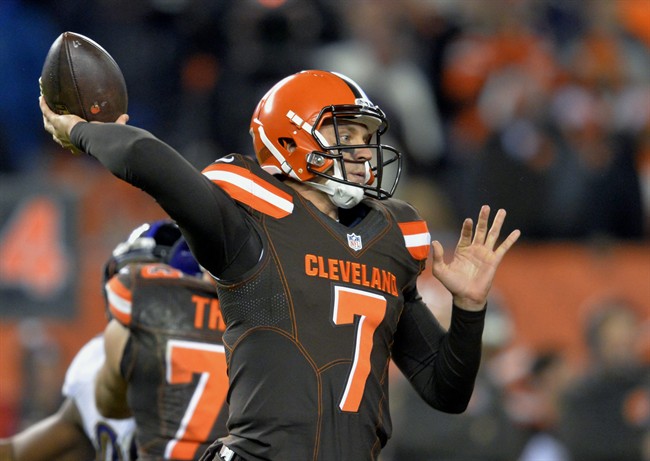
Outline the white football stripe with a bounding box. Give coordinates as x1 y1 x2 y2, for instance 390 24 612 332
403 232 431 248
106 287 132 316
203 170 294 214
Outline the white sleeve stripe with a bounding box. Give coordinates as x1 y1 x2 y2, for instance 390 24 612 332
106 288 132 316
403 232 431 248
203 170 294 214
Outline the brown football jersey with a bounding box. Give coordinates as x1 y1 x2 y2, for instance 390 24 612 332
202 155 430 461
106 263 228 460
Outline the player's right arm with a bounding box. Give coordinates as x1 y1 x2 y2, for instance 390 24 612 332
0 398 95 461
39 96 262 280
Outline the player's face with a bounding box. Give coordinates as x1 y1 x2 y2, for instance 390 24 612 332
318 120 373 185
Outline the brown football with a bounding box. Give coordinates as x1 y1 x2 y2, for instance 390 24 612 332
40 31 128 122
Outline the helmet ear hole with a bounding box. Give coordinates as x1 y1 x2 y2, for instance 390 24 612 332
279 138 295 152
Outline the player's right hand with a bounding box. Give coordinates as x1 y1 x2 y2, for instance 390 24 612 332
39 92 129 155
40 94 85 154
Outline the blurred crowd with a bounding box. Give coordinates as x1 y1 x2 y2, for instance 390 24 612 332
1 0 649 240
384 293 650 461
1 0 649 459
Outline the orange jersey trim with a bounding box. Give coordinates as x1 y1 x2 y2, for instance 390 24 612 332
106 276 133 325
202 163 294 218
398 221 431 261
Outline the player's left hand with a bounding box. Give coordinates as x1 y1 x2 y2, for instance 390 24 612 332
431 205 520 312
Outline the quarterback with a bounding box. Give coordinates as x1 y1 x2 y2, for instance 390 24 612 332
40 70 520 461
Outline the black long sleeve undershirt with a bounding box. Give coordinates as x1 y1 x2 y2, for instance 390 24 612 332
392 288 485 413
71 122 263 280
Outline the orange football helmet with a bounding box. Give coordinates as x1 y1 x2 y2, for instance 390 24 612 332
250 70 402 207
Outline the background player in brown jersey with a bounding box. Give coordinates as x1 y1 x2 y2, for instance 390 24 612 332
95 220 229 461
41 69 520 461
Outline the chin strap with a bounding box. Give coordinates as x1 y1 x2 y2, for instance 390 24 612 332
306 161 368 209
307 179 364 209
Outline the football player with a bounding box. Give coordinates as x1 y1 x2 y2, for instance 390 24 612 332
40 69 520 461
96 220 229 461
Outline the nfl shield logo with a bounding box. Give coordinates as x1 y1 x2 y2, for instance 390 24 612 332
347 233 363 251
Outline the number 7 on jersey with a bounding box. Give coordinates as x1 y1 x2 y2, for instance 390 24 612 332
332 285 387 412
165 340 228 460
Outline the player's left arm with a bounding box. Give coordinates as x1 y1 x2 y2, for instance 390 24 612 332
392 205 519 413
95 320 132 419
391 286 485 413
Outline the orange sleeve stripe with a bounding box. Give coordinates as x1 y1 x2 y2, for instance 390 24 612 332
202 163 294 218
398 221 431 261
106 277 133 325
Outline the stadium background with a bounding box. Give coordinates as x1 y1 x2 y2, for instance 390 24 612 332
1 0 649 458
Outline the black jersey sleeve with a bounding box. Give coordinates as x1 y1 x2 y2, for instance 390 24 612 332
391 286 485 413
70 122 262 279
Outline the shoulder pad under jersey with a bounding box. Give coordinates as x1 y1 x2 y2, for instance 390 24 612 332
376 198 431 261
105 262 186 326
201 154 295 218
